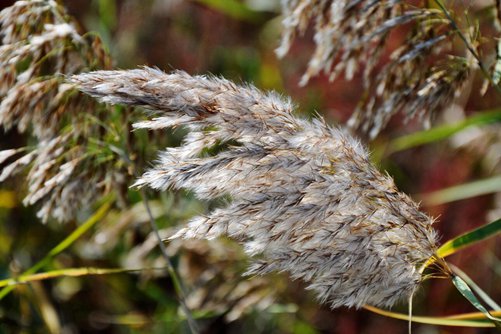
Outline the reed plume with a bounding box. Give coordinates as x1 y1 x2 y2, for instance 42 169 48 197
71 67 439 308
0 0 129 222
277 0 472 138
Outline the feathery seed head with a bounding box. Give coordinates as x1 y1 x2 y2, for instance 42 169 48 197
71 67 439 308
0 1 128 222
277 0 471 138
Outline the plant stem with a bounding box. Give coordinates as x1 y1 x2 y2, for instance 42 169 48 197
0 197 113 300
140 190 199 334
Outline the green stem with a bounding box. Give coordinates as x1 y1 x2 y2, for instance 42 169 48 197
0 267 167 288
0 197 113 300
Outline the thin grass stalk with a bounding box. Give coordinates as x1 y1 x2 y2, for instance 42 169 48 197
0 197 113 300
408 287 415 334
363 305 500 327
140 190 199 334
0 267 168 288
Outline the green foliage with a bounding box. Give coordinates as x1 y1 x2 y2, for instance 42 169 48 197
389 109 501 153
452 276 501 328
0 197 113 300
194 0 264 22
437 218 501 258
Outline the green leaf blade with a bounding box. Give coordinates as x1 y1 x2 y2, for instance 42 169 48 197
389 110 501 153
437 218 501 258
451 276 501 329
423 175 501 205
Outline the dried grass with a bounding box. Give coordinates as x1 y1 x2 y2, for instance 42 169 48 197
71 67 440 308
277 0 474 138
0 0 129 222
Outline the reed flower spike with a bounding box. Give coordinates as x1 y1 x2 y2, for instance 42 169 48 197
277 0 472 138
0 0 130 222
71 67 439 308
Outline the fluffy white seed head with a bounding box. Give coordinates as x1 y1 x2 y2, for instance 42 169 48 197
70 67 438 308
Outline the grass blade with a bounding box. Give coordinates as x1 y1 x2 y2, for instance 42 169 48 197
422 175 501 205
0 267 166 288
363 305 499 327
193 0 263 22
388 109 501 153
451 275 501 329
450 264 501 311
0 197 113 300
436 218 501 258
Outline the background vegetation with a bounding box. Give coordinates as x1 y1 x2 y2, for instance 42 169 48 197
0 0 499 333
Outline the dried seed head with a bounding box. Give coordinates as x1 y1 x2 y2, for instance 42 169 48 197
277 0 472 138
277 0 438 85
0 0 110 138
0 1 127 222
167 238 279 322
350 56 471 139
71 67 439 308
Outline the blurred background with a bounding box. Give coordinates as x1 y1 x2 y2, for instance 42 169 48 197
0 0 499 333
